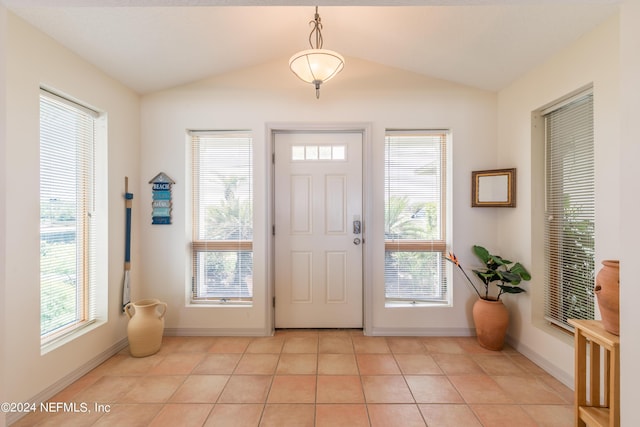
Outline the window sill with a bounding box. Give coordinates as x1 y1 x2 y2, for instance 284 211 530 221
187 301 253 308
385 301 451 308
41 319 104 355
533 317 575 347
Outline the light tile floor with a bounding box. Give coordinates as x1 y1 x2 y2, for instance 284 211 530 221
13 330 574 426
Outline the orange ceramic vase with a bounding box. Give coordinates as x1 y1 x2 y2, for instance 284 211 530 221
472 298 509 351
125 299 168 357
594 260 620 335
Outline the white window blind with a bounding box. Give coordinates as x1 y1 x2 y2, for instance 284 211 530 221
543 91 595 331
384 130 449 304
191 131 253 304
40 89 97 342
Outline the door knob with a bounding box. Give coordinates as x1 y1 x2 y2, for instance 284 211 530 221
353 238 361 245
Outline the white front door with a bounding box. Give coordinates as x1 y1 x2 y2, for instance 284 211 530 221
274 131 363 328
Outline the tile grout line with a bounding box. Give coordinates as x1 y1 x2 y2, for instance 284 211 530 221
13 332 574 426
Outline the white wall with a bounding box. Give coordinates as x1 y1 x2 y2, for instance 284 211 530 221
1 5 7 427
497 15 620 384
6 3 637 420
140 56 499 337
3 12 140 408
619 1 640 425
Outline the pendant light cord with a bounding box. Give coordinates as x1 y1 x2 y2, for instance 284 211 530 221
308 6 324 49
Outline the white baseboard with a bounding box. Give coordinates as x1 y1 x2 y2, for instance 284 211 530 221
505 335 574 389
163 327 272 337
7 337 128 426
367 327 475 337
6 328 571 426
368 329 572 389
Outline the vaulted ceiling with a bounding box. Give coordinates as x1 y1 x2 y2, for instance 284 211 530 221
2 0 620 94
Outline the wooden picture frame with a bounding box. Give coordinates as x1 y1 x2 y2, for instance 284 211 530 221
471 168 516 207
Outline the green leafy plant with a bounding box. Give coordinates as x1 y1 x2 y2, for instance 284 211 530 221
446 245 531 301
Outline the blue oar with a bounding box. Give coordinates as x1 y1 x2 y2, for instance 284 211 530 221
122 177 133 312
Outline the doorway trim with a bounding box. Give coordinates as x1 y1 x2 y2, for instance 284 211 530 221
265 122 373 336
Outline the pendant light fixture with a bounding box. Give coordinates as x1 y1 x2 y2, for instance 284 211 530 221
289 6 344 99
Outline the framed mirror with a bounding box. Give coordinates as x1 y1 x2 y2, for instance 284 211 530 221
471 168 516 207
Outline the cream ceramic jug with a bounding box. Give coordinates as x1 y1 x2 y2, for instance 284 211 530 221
125 299 167 357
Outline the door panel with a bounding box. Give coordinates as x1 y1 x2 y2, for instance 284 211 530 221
326 252 347 303
291 175 312 233
325 175 346 233
274 131 363 328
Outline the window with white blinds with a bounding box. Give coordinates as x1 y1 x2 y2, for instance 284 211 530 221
40 89 98 343
543 90 595 331
384 130 449 304
191 131 253 304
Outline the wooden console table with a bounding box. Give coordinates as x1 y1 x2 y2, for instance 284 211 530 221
568 319 620 427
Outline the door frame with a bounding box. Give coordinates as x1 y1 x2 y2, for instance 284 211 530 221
265 122 373 335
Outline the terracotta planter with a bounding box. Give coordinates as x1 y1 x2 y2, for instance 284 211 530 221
594 260 619 335
125 299 167 357
472 298 509 351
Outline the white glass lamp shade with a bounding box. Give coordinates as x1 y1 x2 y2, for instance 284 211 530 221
289 49 345 86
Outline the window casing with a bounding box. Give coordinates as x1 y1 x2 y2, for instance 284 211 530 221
40 89 98 343
543 90 595 331
191 131 253 304
384 130 449 305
